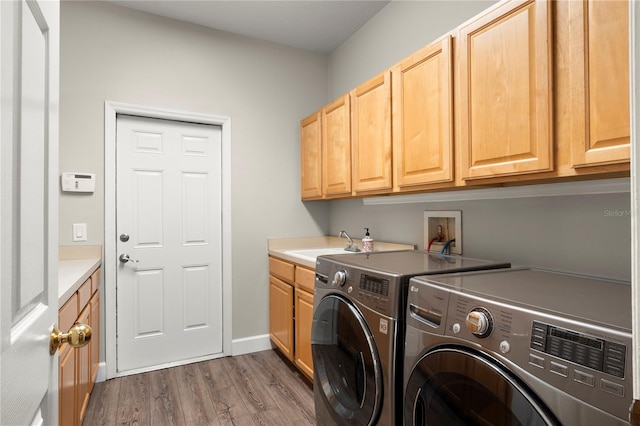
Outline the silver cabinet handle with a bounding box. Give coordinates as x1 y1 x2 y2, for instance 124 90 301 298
119 253 138 263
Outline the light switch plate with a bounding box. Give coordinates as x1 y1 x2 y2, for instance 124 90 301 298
72 223 87 242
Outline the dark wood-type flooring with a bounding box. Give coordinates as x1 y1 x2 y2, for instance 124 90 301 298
82 350 315 426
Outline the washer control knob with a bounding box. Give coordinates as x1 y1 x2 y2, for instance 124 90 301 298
452 323 461 334
465 308 493 338
333 270 347 287
499 340 511 354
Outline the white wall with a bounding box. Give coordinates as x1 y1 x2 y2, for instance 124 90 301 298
327 0 495 100
326 1 631 281
59 1 330 340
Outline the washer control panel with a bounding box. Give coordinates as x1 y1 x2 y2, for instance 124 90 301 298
315 261 401 317
465 308 493 338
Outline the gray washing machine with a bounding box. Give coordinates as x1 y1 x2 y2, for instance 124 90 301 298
311 250 510 426
404 267 632 425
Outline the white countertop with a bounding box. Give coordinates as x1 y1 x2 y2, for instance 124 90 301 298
58 258 101 307
268 236 415 268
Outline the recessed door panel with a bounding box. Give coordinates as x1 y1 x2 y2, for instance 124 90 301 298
183 266 209 330
182 173 208 245
134 170 164 247
134 269 165 337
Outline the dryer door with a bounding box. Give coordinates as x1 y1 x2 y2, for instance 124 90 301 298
405 347 559 426
312 294 382 425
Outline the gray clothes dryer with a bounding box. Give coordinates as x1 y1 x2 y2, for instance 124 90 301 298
404 268 632 426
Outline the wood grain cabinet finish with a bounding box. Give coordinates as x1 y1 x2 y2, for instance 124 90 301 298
457 0 553 181
322 94 352 198
351 71 392 194
294 265 315 379
269 274 294 361
300 111 323 200
58 267 101 426
392 35 454 190
299 0 630 201
269 257 315 380
569 0 630 167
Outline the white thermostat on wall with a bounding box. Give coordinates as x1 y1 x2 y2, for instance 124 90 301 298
61 172 96 193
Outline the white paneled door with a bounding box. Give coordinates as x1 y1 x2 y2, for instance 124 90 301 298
116 115 223 373
0 0 60 424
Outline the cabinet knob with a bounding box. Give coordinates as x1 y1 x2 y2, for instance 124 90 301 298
50 323 92 355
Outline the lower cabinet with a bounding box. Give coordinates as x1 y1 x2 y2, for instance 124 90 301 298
269 274 294 360
294 288 314 379
269 256 315 381
59 267 101 426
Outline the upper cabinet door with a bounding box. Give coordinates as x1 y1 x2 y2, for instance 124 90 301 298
322 94 352 198
569 0 629 167
300 111 323 200
457 0 553 181
351 71 392 194
392 35 454 189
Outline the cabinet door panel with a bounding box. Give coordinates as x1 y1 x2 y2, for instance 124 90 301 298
458 0 553 180
269 276 294 360
300 112 323 199
352 71 392 193
77 306 91 424
322 94 352 197
294 289 314 379
393 35 453 188
570 0 629 166
59 344 76 426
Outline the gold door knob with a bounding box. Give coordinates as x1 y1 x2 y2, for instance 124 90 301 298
50 323 92 355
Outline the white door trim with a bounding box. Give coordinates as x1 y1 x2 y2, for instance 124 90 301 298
104 101 232 379
630 0 639 403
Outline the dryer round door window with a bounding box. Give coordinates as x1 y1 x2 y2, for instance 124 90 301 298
312 294 382 425
405 347 560 426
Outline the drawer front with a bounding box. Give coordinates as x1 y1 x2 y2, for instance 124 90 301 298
295 266 315 294
269 257 295 283
59 293 78 333
78 278 92 310
91 267 101 294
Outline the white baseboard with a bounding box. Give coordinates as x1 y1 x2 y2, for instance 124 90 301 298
95 362 108 383
231 333 272 356
94 335 272 382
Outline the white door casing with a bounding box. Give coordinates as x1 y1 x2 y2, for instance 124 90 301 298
104 103 232 379
0 0 60 424
115 115 223 373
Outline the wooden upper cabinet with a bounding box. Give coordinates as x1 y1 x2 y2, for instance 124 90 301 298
300 111 323 200
392 35 454 189
569 0 629 167
351 71 392 194
457 0 553 181
322 94 352 198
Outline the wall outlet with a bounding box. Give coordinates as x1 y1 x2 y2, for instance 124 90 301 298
424 211 461 254
72 223 87 242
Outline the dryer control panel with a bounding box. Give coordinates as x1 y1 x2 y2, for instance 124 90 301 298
530 321 627 379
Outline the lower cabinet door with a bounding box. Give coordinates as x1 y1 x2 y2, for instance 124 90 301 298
77 306 91 424
59 343 76 426
294 288 314 379
269 275 294 360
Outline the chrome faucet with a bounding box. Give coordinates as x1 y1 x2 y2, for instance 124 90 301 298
339 230 361 252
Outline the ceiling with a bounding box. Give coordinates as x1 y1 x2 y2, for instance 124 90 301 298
105 0 391 54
